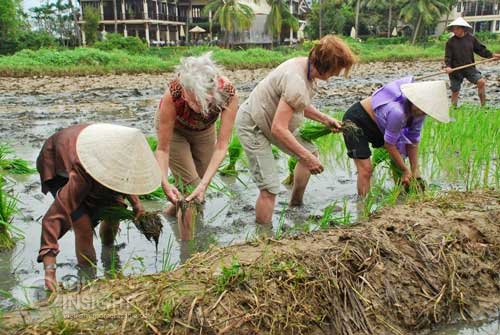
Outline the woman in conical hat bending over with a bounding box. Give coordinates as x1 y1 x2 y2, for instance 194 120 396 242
342 77 450 196
37 123 161 291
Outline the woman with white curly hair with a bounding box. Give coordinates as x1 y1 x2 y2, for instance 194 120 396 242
154 52 238 239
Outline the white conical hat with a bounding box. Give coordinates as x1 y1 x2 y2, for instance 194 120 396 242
400 81 450 123
76 123 162 195
447 17 472 31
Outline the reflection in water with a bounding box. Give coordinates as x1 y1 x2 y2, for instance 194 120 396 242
100 244 122 278
0 249 19 310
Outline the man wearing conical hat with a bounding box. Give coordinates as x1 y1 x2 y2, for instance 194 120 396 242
36 123 161 292
445 17 500 107
342 76 449 196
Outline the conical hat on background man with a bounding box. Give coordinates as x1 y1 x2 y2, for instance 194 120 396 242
447 17 472 32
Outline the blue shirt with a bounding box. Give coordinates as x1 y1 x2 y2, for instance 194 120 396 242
371 76 425 156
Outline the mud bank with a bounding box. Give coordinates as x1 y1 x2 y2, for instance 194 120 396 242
3 190 500 335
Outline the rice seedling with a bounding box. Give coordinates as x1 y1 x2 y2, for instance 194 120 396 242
282 156 298 185
0 144 36 175
0 176 20 250
96 206 163 247
372 148 402 183
298 119 362 142
160 235 177 272
274 204 287 239
162 298 175 324
215 258 245 294
420 104 499 190
271 145 280 159
146 136 158 152
220 133 243 176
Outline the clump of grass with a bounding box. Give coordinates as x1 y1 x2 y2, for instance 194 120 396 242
0 144 36 175
215 258 245 294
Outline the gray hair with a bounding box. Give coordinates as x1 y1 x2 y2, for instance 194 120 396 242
175 52 226 116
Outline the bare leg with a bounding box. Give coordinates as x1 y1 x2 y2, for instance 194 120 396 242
164 204 176 216
99 220 119 247
451 91 460 107
177 207 195 240
256 189 276 224
477 78 486 106
73 214 97 266
354 158 372 197
290 159 311 206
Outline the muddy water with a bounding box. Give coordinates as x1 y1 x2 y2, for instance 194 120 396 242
0 61 499 333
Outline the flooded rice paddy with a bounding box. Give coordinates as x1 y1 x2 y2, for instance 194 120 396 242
0 60 499 333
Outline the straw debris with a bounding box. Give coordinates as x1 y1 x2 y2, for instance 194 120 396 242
4 190 500 335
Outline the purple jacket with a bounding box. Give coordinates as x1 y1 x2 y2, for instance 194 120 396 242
371 76 425 156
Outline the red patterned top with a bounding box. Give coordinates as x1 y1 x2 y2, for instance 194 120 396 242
161 77 236 131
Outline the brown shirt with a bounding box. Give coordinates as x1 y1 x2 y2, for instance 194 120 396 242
36 124 141 262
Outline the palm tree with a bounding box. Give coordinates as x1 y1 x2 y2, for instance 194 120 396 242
365 0 402 37
400 0 449 44
67 0 81 45
265 0 298 47
203 0 255 48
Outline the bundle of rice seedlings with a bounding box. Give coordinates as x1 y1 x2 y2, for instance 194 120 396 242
96 207 163 247
220 134 243 176
299 120 362 142
371 148 426 193
0 144 37 175
139 186 166 200
0 177 19 250
372 148 403 182
282 156 298 185
271 145 280 159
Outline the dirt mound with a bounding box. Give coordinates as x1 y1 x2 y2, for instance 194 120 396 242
4 190 500 334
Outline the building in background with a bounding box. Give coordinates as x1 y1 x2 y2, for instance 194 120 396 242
78 0 309 46
436 1 500 35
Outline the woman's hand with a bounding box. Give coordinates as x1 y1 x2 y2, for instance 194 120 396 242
132 204 145 220
162 183 181 204
301 153 324 175
185 184 206 203
401 169 412 187
324 116 342 133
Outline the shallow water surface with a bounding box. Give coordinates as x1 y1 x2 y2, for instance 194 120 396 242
0 62 499 334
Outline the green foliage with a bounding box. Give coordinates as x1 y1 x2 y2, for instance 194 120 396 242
282 156 298 185
0 0 28 54
94 33 148 54
215 258 245 293
420 104 500 190
220 133 243 176
364 36 408 45
203 0 255 48
475 31 498 43
0 144 37 175
82 6 100 46
17 30 58 50
0 177 18 250
2 38 500 76
162 298 175 324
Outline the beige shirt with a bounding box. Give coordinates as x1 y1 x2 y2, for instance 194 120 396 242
242 57 315 140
